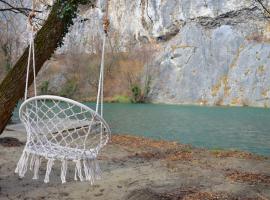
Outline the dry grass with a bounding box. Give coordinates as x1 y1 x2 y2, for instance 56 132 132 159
226 169 270 185
111 135 194 162
111 135 179 150
166 150 193 161
183 191 231 200
37 49 149 99
210 149 266 160
112 135 267 163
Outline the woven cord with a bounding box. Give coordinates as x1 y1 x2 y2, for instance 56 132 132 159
24 1 37 100
24 36 32 100
31 27 37 97
95 34 106 117
16 0 111 184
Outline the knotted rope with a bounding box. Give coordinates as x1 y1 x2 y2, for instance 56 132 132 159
24 2 37 100
16 0 111 184
96 0 110 117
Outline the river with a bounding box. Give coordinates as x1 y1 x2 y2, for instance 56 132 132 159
12 102 270 156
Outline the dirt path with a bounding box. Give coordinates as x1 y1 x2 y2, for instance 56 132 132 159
0 127 269 200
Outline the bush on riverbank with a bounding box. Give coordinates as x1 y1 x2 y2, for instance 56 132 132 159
112 95 131 103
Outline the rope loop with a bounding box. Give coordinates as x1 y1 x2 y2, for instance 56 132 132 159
103 17 110 35
102 0 110 35
28 0 38 32
28 11 36 27
95 0 110 116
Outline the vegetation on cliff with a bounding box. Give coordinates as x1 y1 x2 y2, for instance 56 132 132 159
0 0 96 134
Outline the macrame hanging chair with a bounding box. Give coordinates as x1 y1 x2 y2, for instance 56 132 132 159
15 3 111 184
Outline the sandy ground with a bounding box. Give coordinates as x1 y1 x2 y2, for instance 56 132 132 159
0 124 270 200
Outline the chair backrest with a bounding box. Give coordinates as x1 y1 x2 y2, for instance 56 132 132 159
19 95 111 153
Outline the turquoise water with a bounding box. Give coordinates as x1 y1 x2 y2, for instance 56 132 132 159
13 103 270 156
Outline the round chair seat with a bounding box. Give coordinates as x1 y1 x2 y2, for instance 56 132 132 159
15 95 110 183
25 142 98 160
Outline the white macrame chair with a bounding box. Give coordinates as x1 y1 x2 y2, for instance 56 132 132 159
15 8 110 184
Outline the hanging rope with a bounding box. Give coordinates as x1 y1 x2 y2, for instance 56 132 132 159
95 0 110 117
103 1 110 36
17 0 111 184
24 0 37 100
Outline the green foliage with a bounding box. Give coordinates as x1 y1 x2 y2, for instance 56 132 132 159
60 79 77 98
130 81 152 103
210 148 226 154
58 0 94 19
56 0 95 47
40 81 49 95
113 95 131 103
181 147 192 153
131 85 142 103
1 42 12 72
4 62 11 72
129 74 152 104
59 1 77 19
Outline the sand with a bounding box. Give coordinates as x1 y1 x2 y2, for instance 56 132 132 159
0 124 270 200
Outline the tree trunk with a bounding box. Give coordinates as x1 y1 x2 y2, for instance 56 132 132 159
0 0 95 134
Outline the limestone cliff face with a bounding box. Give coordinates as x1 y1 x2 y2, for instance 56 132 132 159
59 0 270 106
140 0 270 107
2 0 270 106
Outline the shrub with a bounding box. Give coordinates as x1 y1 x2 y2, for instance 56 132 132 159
60 79 77 98
113 95 131 103
131 85 142 103
40 81 49 95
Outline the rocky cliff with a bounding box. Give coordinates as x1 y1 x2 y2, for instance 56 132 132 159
1 0 270 106
58 0 270 106
140 0 270 107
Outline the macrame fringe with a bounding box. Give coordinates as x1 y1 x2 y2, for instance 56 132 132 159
74 159 84 181
83 159 101 185
15 151 101 184
15 150 30 178
29 154 41 180
61 159 68 183
44 158 54 183
33 156 41 180
29 154 35 171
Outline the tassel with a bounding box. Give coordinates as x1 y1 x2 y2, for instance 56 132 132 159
33 156 41 180
15 151 25 173
83 160 90 181
44 158 54 183
83 159 101 185
29 154 35 171
15 152 103 183
61 159 68 184
83 159 93 182
94 159 101 180
88 159 95 184
84 159 93 184
74 160 84 182
74 160 78 181
74 166 78 181
21 152 30 178
15 151 30 178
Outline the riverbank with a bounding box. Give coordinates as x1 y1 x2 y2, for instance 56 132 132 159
72 96 270 108
11 103 270 156
0 126 270 200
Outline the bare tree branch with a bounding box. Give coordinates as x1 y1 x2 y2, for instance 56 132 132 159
256 0 270 17
0 0 42 16
0 0 45 26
